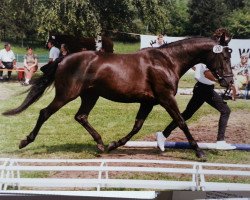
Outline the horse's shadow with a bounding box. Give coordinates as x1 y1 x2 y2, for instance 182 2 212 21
6 143 222 161
42 143 97 154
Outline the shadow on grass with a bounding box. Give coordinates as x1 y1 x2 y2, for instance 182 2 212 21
37 143 101 155
1 143 100 157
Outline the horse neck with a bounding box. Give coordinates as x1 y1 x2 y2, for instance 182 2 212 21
161 38 215 77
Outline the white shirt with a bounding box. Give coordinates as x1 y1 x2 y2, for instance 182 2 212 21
194 64 215 85
49 46 60 61
0 49 16 62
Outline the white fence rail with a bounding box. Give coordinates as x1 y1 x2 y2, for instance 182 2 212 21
0 158 249 195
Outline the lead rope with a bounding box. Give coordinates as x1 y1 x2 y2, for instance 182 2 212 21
222 85 231 99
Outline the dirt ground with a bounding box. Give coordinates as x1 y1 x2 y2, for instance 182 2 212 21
50 110 249 181
97 110 250 161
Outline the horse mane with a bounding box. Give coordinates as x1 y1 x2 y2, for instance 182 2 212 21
159 36 215 49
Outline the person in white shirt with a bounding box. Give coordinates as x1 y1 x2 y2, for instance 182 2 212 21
40 40 60 74
0 43 16 80
47 40 60 62
157 63 234 151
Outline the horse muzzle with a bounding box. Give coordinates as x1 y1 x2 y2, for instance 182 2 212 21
218 74 234 88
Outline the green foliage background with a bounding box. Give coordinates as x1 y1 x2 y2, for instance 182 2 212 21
0 0 249 45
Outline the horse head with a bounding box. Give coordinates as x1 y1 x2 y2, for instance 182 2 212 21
207 31 234 88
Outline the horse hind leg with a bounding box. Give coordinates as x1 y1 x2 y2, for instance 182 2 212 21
19 96 69 149
75 95 105 152
107 103 153 152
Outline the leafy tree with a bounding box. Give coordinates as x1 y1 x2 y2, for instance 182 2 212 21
0 0 249 42
187 0 228 36
0 0 15 40
35 0 101 37
225 0 245 10
167 0 189 36
133 0 172 35
227 0 250 38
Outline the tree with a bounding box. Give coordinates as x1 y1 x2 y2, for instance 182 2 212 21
227 0 250 38
167 0 189 36
0 0 16 40
225 0 245 10
133 0 171 35
187 0 228 36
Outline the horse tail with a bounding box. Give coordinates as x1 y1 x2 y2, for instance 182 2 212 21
2 62 57 116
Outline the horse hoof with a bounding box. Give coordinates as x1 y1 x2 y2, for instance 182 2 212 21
97 144 105 152
107 141 118 152
19 140 29 149
196 150 206 159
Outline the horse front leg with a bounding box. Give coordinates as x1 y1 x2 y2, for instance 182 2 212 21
19 97 67 149
107 103 153 152
159 95 205 158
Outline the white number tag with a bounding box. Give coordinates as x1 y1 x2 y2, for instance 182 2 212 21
213 45 223 53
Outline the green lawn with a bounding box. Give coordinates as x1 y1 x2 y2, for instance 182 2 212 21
0 82 249 164
0 41 249 164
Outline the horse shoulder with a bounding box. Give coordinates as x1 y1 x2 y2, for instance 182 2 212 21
145 50 179 95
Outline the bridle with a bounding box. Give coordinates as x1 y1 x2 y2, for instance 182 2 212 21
212 45 234 89
212 45 234 98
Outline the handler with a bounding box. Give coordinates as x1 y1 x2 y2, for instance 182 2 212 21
157 63 235 150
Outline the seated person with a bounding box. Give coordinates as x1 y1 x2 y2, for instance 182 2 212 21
22 47 38 86
232 53 250 97
0 42 16 81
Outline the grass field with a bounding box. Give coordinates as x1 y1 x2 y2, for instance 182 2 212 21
0 82 249 164
0 41 249 186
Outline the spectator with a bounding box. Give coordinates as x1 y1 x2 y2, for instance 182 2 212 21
22 47 38 86
0 42 16 81
157 63 234 151
47 40 60 63
232 53 250 96
51 43 70 68
151 34 166 47
40 40 60 74
59 43 69 59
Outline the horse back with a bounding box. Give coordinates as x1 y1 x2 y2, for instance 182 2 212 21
56 50 178 103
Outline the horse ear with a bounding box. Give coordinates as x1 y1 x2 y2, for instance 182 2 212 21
219 32 231 46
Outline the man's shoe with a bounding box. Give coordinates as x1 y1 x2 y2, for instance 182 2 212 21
216 141 236 150
156 132 165 151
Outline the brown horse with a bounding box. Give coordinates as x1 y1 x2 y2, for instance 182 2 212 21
3 33 233 158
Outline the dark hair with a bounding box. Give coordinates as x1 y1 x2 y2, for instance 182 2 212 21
48 40 55 46
4 42 10 48
26 46 33 50
61 43 70 53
